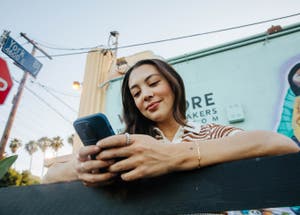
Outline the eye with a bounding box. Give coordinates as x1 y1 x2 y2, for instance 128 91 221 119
133 91 141 98
149 80 160 87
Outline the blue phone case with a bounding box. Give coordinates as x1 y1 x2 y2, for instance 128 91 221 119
73 113 115 147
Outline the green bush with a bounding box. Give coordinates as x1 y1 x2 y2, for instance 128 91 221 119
0 168 40 188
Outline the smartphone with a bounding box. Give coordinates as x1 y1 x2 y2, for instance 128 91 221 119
73 113 115 159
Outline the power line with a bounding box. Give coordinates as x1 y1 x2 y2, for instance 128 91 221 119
12 78 73 125
36 83 80 98
116 12 300 50
32 81 78 113
34 12 300 58
12 114 51 138
37 50 91 58
31 36 104 51
24 84 74 125
7 109 73 142
27 79 80 98
6 126 33 142
46 88 80 98
35 42 103 51
10 95 67 134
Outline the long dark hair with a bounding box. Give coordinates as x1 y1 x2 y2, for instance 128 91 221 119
121 59 187 136
288 62 300 96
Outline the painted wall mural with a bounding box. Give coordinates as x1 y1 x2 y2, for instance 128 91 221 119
276 54 300 146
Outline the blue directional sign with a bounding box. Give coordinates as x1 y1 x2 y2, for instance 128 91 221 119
1 36 42 77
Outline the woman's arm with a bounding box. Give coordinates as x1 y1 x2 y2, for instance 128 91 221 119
174 130 300 172
96 131 299 182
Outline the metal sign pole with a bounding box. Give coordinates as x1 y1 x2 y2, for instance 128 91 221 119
0 32 52 159
0 47 35 160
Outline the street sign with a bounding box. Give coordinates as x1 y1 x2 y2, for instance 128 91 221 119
1 36 42 77
0 58 13 104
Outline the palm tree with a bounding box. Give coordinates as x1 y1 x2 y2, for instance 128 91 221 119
51 136 64 157
24 140 38 172
67 134 74 146
9 138 22 168
37 137 51 177
9 138 22 154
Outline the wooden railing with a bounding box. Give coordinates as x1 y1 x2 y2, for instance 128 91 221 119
1 153 299 215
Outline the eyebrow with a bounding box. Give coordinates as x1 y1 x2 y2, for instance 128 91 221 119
129 74 161 90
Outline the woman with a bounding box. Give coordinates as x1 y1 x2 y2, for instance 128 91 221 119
76 59 299 187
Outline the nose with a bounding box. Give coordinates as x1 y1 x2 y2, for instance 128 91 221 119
142 88 154 101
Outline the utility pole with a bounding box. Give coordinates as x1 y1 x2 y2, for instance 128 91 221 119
0 32 52 159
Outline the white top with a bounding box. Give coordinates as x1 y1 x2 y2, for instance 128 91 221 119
153 122 242 144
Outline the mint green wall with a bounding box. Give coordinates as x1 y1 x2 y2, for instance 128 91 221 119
105 23 300 133
105 79 123 133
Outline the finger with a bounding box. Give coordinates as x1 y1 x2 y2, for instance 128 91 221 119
96 146 132 160
97 134 131 149
108 157 137 173
78 172 118 184
120 167 145 181
76 159 114 173
78 145 100 161
91 159 115 174
120 163 167 181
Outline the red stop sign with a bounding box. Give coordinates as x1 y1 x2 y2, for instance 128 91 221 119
0 57 13 104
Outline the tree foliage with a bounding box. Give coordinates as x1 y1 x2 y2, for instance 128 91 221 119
5 134 73 177
25 140 39 171
67 134 75 146
51 136 64 154
0 168 40 188
37 137 52 152
25 140 38 156
9 138 22 154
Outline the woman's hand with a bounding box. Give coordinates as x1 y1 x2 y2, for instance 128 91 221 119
96 134 196 181
75 145 118 187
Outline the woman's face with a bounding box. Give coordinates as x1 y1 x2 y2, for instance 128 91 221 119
128 64 175 124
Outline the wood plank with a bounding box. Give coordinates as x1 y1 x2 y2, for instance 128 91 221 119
0 153 299 215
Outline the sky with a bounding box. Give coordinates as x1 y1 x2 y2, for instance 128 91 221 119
1 0 300 177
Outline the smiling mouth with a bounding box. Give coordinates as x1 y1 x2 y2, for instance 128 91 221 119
146 101 160 111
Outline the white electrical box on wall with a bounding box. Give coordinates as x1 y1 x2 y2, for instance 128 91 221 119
226 104 245 124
